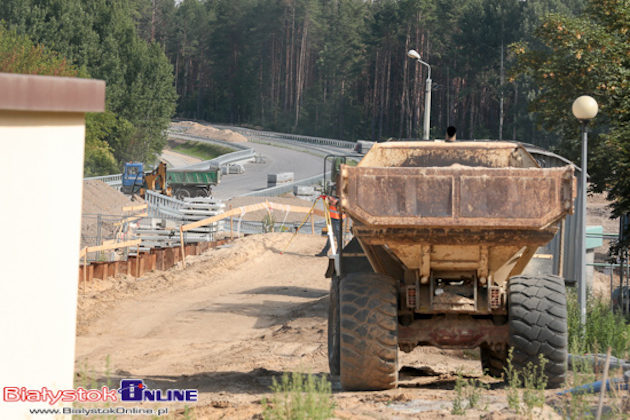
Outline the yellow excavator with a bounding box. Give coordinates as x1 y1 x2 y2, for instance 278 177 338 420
121 161 172 198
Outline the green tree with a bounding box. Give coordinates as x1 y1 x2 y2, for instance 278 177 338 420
0 24 78 76
514 0 629 222
0 23 118 176
0 0 177 170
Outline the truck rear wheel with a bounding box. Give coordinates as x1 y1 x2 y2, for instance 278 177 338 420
328 275 340 376
175 188 190 200
339 272 398 390
508 274 568 388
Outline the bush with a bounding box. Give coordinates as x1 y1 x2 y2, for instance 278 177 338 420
567 290 630 357
262 372 335 420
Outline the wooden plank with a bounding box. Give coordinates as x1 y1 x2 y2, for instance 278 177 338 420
181 203 268 231
155 249 165 271
164 248 175 268
138 254 146 276
198 242 210 253
181 201 323 232
128 258 136 277
118 260 128 275
267 202 325 217
185 244 197 257
114 213 148 226
108 261 119 278
122 203 148 212
148 254 157 271
82 239 142 255
93 263 106 280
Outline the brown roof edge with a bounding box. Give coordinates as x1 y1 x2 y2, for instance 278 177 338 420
0 72 105 113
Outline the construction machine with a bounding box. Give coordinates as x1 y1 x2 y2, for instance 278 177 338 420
326 140 575 391
121 162 220 199
122 162 172 198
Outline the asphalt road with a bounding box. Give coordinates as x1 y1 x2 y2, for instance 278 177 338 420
210 141 324 199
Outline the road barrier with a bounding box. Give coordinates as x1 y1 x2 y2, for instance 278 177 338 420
83 124 352 197
214 124 355 149
239 173 328 197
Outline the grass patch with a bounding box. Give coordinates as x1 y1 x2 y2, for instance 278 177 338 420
170 141 234 160
567 289 630 357
557 291 630 418
451 368 488 415
262 372 335 420
504 348 547 417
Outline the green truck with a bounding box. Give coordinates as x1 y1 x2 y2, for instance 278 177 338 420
166 166 221 200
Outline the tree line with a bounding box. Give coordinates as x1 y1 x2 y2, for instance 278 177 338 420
1 0 629 228
0 0 177 176
144 0 585 145
0 0 591 166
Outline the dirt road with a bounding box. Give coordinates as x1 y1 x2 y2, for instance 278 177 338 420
75 233 565 419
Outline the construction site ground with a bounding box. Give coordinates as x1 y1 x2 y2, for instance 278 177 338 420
77 232 615 419
74 183 623 419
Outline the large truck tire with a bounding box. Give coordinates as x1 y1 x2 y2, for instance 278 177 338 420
508 274 568 389
175 188 191 200
328 275 340 376
339 272 398 390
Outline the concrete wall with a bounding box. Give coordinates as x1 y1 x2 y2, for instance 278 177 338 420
0 74 104 418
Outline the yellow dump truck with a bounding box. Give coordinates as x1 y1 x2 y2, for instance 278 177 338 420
327 141 575 390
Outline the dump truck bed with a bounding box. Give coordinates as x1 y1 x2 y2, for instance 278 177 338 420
338 141 576 288
340 141 574 231
167 168 220 185
340 165 574 230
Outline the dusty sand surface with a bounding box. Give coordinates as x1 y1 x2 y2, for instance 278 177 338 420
81 180 139 247
74 233 581 419
173 121 248 143
82 180 136 216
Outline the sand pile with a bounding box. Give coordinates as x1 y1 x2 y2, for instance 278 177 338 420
172 121 248 143
81 180 139 247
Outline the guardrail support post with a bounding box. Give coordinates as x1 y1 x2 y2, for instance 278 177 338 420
180 226 186 268
229 204 233 239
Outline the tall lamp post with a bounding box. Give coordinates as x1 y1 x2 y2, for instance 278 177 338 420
407 49 432 140
572 95 598 325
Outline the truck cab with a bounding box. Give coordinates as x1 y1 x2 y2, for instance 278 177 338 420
121 162 144 194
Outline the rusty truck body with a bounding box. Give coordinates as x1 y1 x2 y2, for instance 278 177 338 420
327 141 575 390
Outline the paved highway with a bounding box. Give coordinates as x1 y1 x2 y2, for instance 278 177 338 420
165 123 354 200
210 141 324 199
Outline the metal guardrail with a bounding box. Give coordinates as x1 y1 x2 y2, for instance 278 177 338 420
163 132 256 169
84 131 257 185
167 132 250 151
228 219 328 235
145 190 187 220
84 173 123 188
217 125 355 149
239 172 328 197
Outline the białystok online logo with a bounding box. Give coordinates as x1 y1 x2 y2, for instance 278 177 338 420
3 379 197 405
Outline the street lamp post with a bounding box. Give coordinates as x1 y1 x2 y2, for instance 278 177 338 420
572 95 599 325
407 49 432 140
